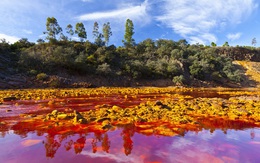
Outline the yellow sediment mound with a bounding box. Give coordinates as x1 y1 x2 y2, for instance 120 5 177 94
235 61 260 87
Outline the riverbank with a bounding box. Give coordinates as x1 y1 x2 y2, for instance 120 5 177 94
1 61 260 89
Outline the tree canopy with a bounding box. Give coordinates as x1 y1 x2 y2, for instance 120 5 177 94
75 22 87 42
93 22 104 46
103 22 112 46
44 17 62 42
123 19 135 47
1 16 259 87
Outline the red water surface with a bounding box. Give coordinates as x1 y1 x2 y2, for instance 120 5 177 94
0 125 259 163
0 90 260 162
0 93 168 118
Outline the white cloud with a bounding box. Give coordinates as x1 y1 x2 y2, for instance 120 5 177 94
170 138 193 149
23 30 33 34
81 150 142 163
71 36 80 41
156 0 258 44
227 32 242 41
0 33 20 43
189 36 206 45
77 0 151 25
189 33 217 44
76 0 151 44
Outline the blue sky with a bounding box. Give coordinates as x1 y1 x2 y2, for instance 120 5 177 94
0 0 259 46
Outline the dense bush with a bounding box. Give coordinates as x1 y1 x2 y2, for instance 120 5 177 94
1 37 255 85
36 73 48 81
172 75 185 85
96 63 112 75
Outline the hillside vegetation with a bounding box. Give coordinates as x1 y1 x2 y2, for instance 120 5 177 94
0 17 260 88
1 38 260 89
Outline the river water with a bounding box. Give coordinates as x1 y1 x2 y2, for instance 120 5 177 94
0 88 259 162
0 127 259 163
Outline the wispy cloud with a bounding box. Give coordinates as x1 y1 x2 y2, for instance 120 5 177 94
0 33 20 43
81 150 142 163
23 29 33 35
227 33 242 41
77 0 151 25
156 0 258 44
0 0 78 42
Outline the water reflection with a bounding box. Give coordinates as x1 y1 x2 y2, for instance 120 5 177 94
0 117 259 161
196 116 258 137
40 126 134 157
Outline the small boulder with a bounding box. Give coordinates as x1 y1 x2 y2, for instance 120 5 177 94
154 100 163 106
51 110 58 116
3 96 17 102
162 105 171 111
97 117 111 123
102 120 113 130
187 108 195 111
57 114 68 120
73 110 87 124
112 105 121 111
78 118 87 124
74 110 84 119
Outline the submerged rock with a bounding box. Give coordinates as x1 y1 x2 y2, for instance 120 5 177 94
73 110 87 124
97 117 111 123
3 96 17 102
101 120 113 130
19 88 260 135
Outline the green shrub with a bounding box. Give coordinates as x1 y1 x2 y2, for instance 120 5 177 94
28 69 38 76
96 63 112 75
36 73 48 81
211 71 222 81
172 75 185 85
49 78 61 88
226 70 242 82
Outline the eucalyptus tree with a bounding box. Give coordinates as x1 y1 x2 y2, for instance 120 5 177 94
66 24 74 41
123 19 135 47
93 22 104 46
252 38 257 46
102 22 112 46
44 17 62 42
75 22 87 42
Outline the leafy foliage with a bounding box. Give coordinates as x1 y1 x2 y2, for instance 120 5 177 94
44 17 62 42
93 22 104 46
36 73 48 81
102 22 112 46
123 19 135 47
75 22 87 42
66 24 74 40
2 17 256 86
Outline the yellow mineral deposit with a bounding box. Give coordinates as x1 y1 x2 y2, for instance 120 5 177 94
1 87 260 137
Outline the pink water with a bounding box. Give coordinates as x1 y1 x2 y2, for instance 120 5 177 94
0 126 259 163
0 89 260 162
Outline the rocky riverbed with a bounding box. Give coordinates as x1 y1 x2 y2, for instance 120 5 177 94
1 87 259 137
